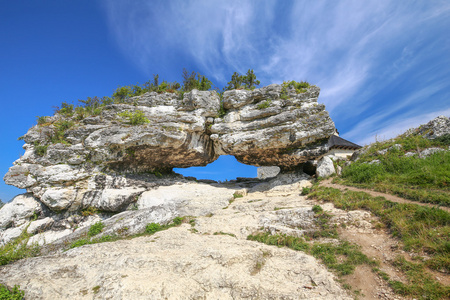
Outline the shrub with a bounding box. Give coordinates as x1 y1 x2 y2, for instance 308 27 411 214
0 284 25 300
301 187 311 195
0 226 40 266
145 223 162 234
59 102 74 117
88 221 104 237
34 143 48 156
36 116 48 125
81 206 98 217
257 100 271 109
281 80 311 96
118 110 150 125
312 205 323 213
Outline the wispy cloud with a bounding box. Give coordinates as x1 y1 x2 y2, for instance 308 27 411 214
102 0 450 144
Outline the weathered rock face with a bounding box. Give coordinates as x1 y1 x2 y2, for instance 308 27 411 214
3 84 334 214
407 115 450 139
213 85 334 169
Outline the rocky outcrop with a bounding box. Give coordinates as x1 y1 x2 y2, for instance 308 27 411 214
407 115 450 139
3 84 334 215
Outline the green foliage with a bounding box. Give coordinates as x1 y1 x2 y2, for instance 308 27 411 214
81 206 98 217
112 86 133 102
88 221 105 237
0 226 40 266
36 116 48 125
242 69 260 89
34 142 48 156
301 187 311 195
172 217 183 226
118 110 150 125
182 68 212 92
69 235 117 249
281 80 311 98
257 99 271 109
213 231 236 238
217 102 227 118
233 192 244 198
225 69 260 90
145 223 162 234
226 72 244 90
49 120 74 144
434 133 450 145
312 205 323 213
388 256 450 299
0 284 25 300
58 102 74 117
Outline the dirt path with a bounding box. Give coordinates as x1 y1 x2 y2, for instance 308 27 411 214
320 178 450 213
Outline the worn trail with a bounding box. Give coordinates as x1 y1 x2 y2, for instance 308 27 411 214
319 178 450 213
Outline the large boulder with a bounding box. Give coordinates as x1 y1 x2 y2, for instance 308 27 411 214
315 156 336 178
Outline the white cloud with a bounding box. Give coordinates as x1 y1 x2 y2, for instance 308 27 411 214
102 0 450 146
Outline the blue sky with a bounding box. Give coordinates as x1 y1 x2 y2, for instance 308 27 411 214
1 1 449 201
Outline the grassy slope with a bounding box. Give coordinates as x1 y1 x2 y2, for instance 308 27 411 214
338 134 450 206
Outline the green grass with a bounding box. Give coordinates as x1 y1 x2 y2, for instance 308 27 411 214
0 284 25 300
0 226 40 266
308 186 450 299
340 134 450 206
88 221 105 237
247 232 375 276
68 217 191 250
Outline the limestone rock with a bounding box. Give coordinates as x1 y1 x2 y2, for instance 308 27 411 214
316 157 336 178
4 85 335 215
420 147 445 157
256 166 280 179
408 115 450 139
0 194 42 229
137 183 234 216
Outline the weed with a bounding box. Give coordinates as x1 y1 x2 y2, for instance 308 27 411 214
0 225 40 266
145 223 162 234
301 187 311 195
92 286 100 294
34 142 48 156
213 231 236 238
118 110 150 125
257 100 271 110
36 116 48 125
233 192 244 198
81 206 98 217
88 221 104 237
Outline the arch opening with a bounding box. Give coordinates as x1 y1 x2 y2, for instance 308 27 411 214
174 155 258 182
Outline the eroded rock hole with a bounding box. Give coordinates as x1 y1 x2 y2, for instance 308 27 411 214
174 155 258 182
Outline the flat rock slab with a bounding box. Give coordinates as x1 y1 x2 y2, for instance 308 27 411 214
0 225 350 300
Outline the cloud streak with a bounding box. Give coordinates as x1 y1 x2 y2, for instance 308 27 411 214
102 0 450 144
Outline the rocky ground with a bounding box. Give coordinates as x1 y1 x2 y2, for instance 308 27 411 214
0 176 414 299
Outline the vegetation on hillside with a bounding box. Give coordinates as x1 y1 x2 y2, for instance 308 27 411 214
338 134 450 206
307 185 450 299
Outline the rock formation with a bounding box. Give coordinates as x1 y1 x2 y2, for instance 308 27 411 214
3 84 334 215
